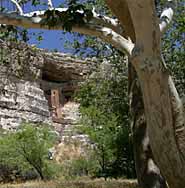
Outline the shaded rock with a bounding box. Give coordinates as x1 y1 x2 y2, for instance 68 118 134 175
0 41 96 138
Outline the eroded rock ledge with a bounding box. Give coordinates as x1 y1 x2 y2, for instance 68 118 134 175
0 40 97 132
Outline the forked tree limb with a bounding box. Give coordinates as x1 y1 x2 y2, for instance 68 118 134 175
10 0 24 15
105 0 135 42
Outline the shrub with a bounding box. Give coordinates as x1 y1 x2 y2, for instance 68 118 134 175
76 60 136 179
0 123 58 182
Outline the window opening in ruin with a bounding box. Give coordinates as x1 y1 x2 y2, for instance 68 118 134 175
44 90 52 111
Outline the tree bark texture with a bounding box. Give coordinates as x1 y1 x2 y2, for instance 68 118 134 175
132 55 185 188
126 1 185 187
129 63 168 188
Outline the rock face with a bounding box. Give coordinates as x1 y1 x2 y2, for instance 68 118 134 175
0 79 51 130
52 102 80 136
0 41 96 134
0 41 51 130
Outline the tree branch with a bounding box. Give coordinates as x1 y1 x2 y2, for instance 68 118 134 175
159 0 175 34
23 8 123 35
10 0 24 15
78 25 134 55
91 9 124 36
47 0 53 9
0 11 134 55
105 0 135 42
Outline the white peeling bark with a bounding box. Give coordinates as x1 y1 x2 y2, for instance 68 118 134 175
1 0 185 186
168 76 185 157
133 56 185 188
129 63 168 188
47 0 54 9
0 11 134 55
126 0 185 187
159 0 176 34
105 0 135 41
159 7 174 33
22 8 123 35
10 0 24 15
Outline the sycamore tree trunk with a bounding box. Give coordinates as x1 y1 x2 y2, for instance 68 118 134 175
132 55 185 188
127 1 185 187
129 63 167 188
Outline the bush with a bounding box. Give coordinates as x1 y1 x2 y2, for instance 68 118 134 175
0 123 58 182
68 156 99 178
0 164 22 183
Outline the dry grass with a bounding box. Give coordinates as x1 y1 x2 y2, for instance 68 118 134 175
0 179 138 188
0 181 57 188
54 135 91 164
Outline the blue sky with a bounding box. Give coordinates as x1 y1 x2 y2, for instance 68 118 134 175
1 0 70 51
28 29 77 53
1 0 88 53
26 0 76 52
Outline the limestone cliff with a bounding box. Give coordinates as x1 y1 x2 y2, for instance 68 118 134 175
0 40 96 135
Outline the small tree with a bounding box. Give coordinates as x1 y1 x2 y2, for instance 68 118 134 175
0 123 57 180
76 60 135 179
80 106 118 179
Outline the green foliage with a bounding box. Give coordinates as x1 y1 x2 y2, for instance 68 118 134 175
61 1 113 57
72 0 183 180
162 1 185 96
85 0 111 15
31 0 41 6
76 55 135 179
0 25 29 42
79 107 118 178
42 1 93 31
0 123 57 180
61 156 99 179
0 2 29 44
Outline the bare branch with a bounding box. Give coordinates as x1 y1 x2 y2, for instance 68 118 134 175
10 0 24 15
159 0 175 33
48 0 54 9
92 11 124 36
0 11 134 55
78 25 134 55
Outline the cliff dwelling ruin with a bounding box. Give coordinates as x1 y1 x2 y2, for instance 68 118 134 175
0 41 96 138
